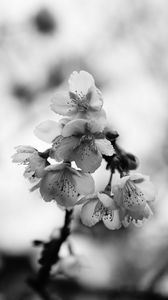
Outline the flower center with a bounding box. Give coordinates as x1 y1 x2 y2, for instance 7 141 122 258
93 201 114 221
69 91 90 111
123 180 146 209
79 135 97 153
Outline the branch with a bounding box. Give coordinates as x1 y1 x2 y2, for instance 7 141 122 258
28 209 73 298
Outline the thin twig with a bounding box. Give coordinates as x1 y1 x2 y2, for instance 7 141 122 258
108 170 113 187
105 170 114 193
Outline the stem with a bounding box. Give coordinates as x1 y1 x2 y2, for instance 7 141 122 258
108 170 113 186
105 170 114 193
39 209 73 283
120 171 124 178
29 209 73 296
111 140 121 155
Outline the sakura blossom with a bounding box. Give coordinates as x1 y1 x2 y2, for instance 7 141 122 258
34 117 114 173
12 145 48 182
113 173 155 226
80 192 121 230
34 163 95 208
50 119 114 173
50 70 106 123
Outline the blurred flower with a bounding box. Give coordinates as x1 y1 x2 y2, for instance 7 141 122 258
12 82 34 103
34 163 95 208
80 192 121 230
50 119 114 173
32 8 56 35
51 70 106 123
51 255 90 281
113 173 155 226
12 146 48 182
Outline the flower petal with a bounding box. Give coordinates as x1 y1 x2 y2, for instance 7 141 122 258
12 152 32 164
50 136 64 161
137 180 156 202
112 185 123 207
59 117 71 129
29 153 47 177
39 170 60 202
129 173 147 181
115 176 130 189
76 193 97 205
87 119 105 134
143 203 153 218
98 193 116 208
12 146 37 163
128 205 148 221
55 172 79 207
51 92 77 116
72 143 102 173
51 136 80 161
103 209 122 230
40 167 79 207
34 120 61 143
95 139 114 156
62 119 87 137
73 171 95 195
45 163 70 172
73 109 107 127
14 145 36 153
122 215 131 228
24 166 37 183
128 173 155 203
89 86 103 110
80 198 101 227
132 219 145 227
69 71 95 95
123 181 146 211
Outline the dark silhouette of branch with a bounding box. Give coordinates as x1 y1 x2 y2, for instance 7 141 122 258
28 209 73 299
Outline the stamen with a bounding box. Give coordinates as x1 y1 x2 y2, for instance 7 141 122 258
123 180 146 209
54 172 78 201
69 91 90 111
92 201 103 219
92 201 114 222
78 137 97 161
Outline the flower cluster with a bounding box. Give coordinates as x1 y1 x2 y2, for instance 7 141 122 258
13 71 113 208
80 173 155 229
12 70 156 229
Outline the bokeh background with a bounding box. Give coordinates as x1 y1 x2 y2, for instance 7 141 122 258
1 0 168 299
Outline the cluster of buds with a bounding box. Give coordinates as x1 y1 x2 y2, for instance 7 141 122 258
12 71 156 229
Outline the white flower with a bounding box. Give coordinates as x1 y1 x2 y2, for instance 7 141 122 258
36 163 95 208
50 70 106 123
113 173 155 226
34 118 114 173
80 192 122 230
12 146 48 182
50 119 114 173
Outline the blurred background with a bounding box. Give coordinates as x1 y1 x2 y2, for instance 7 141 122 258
1 0 168 299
